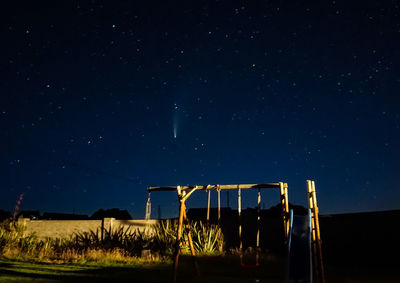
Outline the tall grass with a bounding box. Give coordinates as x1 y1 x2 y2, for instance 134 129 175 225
152 219 224 255
72 226 153 257
191 221 224 254
0 219 224 263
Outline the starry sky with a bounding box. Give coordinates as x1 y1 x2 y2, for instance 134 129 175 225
1 0 400 218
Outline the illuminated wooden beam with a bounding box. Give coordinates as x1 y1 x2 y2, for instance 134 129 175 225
147 183 281 192
307 180 325 283
280 182 290 239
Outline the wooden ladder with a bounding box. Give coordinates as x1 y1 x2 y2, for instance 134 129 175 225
307 180 326 283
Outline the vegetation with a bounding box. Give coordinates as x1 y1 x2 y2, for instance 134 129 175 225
0 219 223 264
152 219 224 255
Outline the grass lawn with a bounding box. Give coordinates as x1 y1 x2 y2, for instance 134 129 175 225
0 259 173 282
2 255 398 283
0 255 284 283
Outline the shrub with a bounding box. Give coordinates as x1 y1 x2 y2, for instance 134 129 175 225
72 225 153 257
152 219 183 255
0 219 224 263
152 219 224 255
191 221 224 254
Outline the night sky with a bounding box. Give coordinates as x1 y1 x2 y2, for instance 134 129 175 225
1 1 400 218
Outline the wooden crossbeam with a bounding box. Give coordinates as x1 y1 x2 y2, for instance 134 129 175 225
148 183 281 192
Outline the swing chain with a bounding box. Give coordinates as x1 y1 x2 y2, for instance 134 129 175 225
145 192 151 220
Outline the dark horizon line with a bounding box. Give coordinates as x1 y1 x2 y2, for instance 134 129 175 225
3 206 399 218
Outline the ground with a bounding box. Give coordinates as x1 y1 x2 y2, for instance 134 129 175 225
0 259 169 283
0 255 283 283
0 255 399 282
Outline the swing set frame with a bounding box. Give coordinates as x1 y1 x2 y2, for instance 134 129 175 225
147 182 290 283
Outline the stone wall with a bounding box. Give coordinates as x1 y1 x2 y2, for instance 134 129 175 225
17 218 158 240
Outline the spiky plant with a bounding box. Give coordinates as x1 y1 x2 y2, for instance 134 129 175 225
190 221 224 254
73 229 102 250
151 219 224 256
151 219 191 255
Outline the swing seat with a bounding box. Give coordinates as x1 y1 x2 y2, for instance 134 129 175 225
240 247 261 268
240 262 260 268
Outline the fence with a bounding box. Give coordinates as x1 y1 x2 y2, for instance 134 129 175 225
17 218 158 240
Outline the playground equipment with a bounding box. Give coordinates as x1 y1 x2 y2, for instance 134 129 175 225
147 182 288 283
145 180 325 283
287 209 313 282
307 180 325 283
286 180 325 283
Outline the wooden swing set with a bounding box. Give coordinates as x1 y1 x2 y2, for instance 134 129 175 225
145 180 324 283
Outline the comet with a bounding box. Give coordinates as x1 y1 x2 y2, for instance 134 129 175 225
173 121 178 138
173 103 179 139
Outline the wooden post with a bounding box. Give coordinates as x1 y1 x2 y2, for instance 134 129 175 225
172 187 185 283
207 190 210 222
284 183 289 237
280 182 289 239
308 180 326 283
172 186 200 283
256 188 261 266
307 180 318 282
183 208 200 276
217 186 221 221
238 187 243 263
